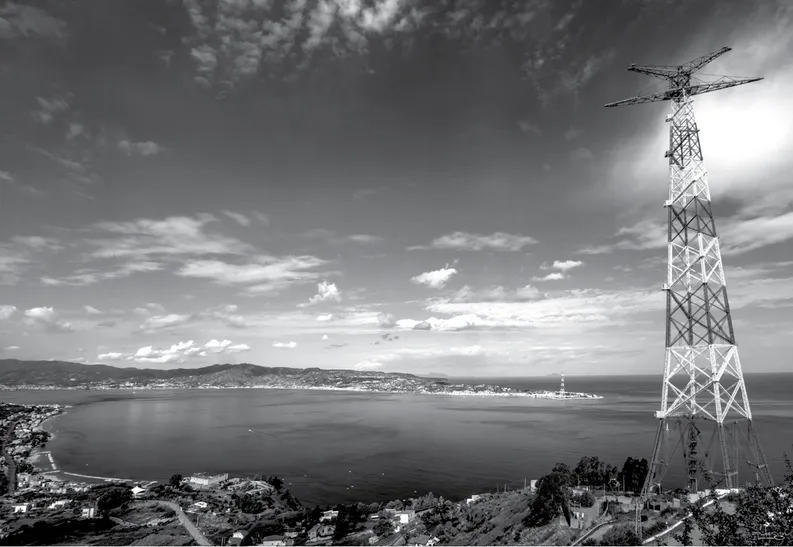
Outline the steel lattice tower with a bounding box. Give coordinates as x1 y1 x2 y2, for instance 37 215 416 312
604 47 773 537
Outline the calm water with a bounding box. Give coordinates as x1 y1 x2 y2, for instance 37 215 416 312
4 374 792 507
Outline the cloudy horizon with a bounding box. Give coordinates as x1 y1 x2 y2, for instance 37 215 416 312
1 0 792 377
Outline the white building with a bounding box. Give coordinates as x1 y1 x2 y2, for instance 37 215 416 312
259 535 286 546
395 510 416 524
188 472 229 486
13 503 30 514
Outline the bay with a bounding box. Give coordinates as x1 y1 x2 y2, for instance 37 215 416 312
4 373 793 507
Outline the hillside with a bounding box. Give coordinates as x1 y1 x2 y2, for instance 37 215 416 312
0 360 455 393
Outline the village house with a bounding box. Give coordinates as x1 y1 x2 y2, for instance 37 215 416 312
12 503 31 514
465 495 481 505
81 506 97 519
48 500 70 510
394 510 416 524
320 509 339 522
131 485 147 498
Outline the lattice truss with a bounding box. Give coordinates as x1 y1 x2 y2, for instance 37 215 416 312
658 97 752 425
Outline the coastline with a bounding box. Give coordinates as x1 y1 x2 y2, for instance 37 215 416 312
0 384 603 399
29 406 138 485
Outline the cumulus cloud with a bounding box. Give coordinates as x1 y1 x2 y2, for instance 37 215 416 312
322 334 329 340
532 272 566 282
545 260 584 271
410 231 538 252
23 306 73 333
316 314 333 321
118 140 164 156
0 305 16 320
273 341 297 349
99 339 250 365
377 312 397 328
304 281 341 305
83 305 102 315
411 266 458 289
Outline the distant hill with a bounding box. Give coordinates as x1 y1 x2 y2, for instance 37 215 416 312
422 372 449 379
0 360 463 393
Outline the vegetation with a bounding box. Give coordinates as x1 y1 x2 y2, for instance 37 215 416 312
373 519 394 537
674 456 793 546
601 524 641 546
169 474 182 489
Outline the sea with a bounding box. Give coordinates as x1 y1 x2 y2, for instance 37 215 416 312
3 374 792 508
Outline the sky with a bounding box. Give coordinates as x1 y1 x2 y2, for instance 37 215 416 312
0 0 792 377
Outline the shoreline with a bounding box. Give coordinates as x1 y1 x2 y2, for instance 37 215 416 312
0 385 604 399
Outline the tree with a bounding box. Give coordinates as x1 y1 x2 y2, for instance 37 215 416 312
601 525 641 546
674 455 793 546
524 471 570 527
619 457 650 494
267 476 284 490
551 463 576 487
169 474 183 489
97 487 132 516
373 520 394 538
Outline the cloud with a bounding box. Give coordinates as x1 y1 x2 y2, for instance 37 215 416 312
89 214 254 260
83 306 103 315
23 306 73 333
118 140 164 156
178 256 326 295
273 341 297 349
0 305 17 320
564 128 583 141
223 211 251 226
3 346 20 351
345 234 383 243
532 272 566 282
411 266 458 289
377 312 397 328
141 314 192 331
41 261 163 287
251 211 270 226
352 188 381 200
572 147 593 161
0 3 67 41
353 360 383 371
541 260 584 272
316 314 333 321
517 120 542 135
305 281 341 305
322 334 329 340
410 231 538 252
448 285 542 303
99 339 251 365
31 95 69 125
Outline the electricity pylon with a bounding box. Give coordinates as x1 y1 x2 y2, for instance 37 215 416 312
604 47 773 538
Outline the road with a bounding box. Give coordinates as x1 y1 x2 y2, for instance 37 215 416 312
137 500 213 546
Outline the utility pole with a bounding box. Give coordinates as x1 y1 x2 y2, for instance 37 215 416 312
604 46 773 539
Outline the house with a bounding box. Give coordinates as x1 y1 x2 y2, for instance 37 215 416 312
465 495 481 505
131 485 147 498
232 531 246 540
48 500 70 510
409 534 430 546
368 536 380 545
13 503 30 514
395 510 416 524
427 537 440 546
308 525 322 541
16 472 31 486
259 535 286 546
320 509 339 522
228 538 243 546
82 506 96 518
318 525 334 538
